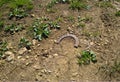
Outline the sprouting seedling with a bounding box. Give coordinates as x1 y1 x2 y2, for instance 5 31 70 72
115 11 120 17
9 8 28 20
31 18 50 41
19 37 32 50
77 50 97 65
0 21 4 31
0 41 8 58
69 0 88 10
4 24 24 34
48 21 60 29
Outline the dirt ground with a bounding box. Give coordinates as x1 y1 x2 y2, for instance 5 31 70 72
0 0 120 81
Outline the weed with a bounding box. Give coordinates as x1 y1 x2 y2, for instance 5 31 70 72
30 17 61 41
77 50 97 65
9 8 28 19
0 21 4 31
77 16 87 28
9 0 33 10
115 11 120 17
0 41 8 58
69 0 88 10
97 1 113 8
19 37 32 49
46 0 88 11
0 0 33 10
48 21 60 29
91 31 100 37
32 19 50 41
77 23 85 28
46 8 57 13
0 0 13 7
67 16 75 22
39 4 42 8
0 0 33 20
46 0 58 8
4 24 24 34
56 16 64 22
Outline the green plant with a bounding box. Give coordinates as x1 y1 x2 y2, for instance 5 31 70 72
0 41 8 58
67 16 75 22
115 11 120 17
4 24 24 34
46 0 58 8
77 50 97 65
69 0 88 10
46 8 57 13
19 37 32 49
3 0 33 20
77 16 87 28
9 0 33 10
29 17 61 41
32 19 50 41
97 1 113 8
77 23 85 28
0 0 13 7
9 8 28 19
0 21 4 31
48 21 60 29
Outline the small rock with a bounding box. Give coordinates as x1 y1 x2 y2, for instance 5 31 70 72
18 47 27 55
41 69 47 73
21 58 26 61
5 51 15 62
54 40 57 43
28 50 31 52
32 39 37 45
53 53 58 57
48 55 53 58
31 14 35 17
26 62 30 66
90 42 94 45
37 44 41 47
72 72 78 77
17 56 22 59
33 64 41 70
26 56 30 59
25 61 32 66
6 56 14 62
5 51 13 55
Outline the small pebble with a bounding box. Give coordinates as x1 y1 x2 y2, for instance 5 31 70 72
53 53 58 57
90 42 94 45
18 47 27 55
31 14 35 17
5 51 15 62
32 39 37 45
17 56 22 59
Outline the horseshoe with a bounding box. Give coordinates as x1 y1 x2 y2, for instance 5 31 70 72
56 34 79 48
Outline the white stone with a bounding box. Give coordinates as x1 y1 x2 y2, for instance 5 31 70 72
18 47 27 55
